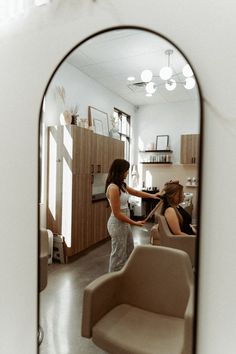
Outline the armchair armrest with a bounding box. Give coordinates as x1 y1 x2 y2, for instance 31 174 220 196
150 224 161 245
167 235 196 266
39 229 49 292
81 272 122 338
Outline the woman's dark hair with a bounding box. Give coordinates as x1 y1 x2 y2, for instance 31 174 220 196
105 159 130 192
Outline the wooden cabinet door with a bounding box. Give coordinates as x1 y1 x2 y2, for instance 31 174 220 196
91 200 110 244
47 126 64 234
192 134 199 164
115 139 125 160
73 126 93 174
91 133 104 173
91 134 124 173
70 173 93 254
101 135 110 172
107 137 125 168
181 134 199 164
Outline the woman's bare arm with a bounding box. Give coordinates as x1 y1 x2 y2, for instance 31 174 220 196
126 185 160 199
108 184 145 226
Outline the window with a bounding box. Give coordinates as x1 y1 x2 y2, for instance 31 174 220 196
114 108 131 161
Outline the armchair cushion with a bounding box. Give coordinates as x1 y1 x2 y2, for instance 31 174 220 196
93 304 184 354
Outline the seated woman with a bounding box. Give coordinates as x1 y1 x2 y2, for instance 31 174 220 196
157 180 195 235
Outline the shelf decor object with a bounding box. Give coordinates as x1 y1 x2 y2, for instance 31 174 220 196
88 106 109 136
156 135 169 150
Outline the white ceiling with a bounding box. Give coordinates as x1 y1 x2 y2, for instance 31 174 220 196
66 29 199 106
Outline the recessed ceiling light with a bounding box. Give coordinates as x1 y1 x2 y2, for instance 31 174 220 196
145 93 152 97
127 76 135 81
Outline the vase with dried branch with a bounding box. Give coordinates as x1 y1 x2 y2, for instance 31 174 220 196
70 105 80 125
55 85 80 126
109 114 120 139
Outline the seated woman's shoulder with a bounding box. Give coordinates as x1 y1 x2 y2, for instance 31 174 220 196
164 206 176 217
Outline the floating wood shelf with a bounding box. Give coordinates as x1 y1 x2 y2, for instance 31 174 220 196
139 150 173 153
140 162 173 165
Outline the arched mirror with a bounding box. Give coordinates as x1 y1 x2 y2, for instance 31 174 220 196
39 27 202 353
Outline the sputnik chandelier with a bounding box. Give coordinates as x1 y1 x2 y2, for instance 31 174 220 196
128 49 196 97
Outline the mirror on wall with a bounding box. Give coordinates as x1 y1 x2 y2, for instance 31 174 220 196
39 27 201 353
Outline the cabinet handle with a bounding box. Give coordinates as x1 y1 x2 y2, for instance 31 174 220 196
56 158 61 163
97 164 101 173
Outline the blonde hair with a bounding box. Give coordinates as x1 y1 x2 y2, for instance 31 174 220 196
154 180 184 222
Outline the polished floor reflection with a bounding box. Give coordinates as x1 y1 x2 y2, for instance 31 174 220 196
39 223 152 354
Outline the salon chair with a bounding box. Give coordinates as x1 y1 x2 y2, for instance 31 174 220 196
82 245 194 354
150 214 196 267
38 229 49 345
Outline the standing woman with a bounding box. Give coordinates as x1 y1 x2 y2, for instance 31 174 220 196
105 159 160 272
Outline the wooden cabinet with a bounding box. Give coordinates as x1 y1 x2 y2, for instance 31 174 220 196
181 134 199 164
91 135 124 173
91 200 110 244
73 126 93 174
108 137 124 168
47 125 124 261
47 126 93 258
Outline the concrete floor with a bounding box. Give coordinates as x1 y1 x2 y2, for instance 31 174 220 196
39 223 153 354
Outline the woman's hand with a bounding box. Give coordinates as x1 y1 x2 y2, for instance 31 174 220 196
153 192 161 199
135 220 146 227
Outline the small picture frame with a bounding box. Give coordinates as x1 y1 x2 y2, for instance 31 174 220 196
156 135 169 150
88 106 109 136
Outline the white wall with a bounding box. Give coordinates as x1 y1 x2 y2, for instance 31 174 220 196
133 100 200 164
44 61 135 127
1 1 236 353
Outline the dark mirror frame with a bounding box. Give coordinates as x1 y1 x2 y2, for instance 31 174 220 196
38 25 203 354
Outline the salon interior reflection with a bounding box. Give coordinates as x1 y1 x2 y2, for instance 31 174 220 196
39 28 201 353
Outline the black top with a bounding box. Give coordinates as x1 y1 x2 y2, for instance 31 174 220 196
162 201 193 235
176 205 193 234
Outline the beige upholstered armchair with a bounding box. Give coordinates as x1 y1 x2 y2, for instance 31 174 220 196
82 245 194 354
150 214 196 267
39 229 49 345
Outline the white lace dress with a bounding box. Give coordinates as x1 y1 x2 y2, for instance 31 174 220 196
106 183 134 272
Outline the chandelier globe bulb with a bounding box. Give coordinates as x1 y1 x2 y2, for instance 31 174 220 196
145 82 157 94
160 66 173 80
184 77 196 90
165 79 176 91
182 64 193 78
141 69 153 83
